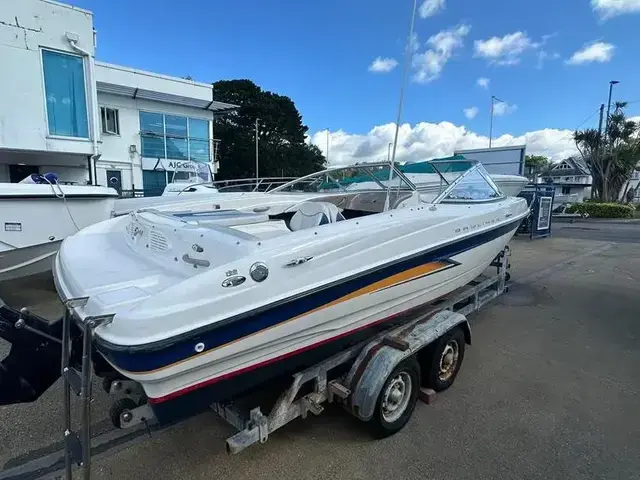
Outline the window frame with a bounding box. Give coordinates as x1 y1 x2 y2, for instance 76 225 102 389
40 48 91 140
138 110 211 162
100 106 120 135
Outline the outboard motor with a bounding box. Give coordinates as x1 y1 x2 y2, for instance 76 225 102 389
0 301 80 405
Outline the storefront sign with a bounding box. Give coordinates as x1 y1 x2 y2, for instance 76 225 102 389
141 158 204 172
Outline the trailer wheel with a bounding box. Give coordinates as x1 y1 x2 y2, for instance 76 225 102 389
424 327 465 392
109 398 137 429
369 357 420 438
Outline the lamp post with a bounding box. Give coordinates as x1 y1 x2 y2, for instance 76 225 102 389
604 80 619 144
255 118 259 181
326 129 330 164
488 95 504 148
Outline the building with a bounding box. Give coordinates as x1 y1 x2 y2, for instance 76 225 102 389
0 0 237 194
454 145 526 176
540 157 592 204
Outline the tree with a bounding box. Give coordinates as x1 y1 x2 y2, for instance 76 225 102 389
212 80 325 180
524 155 550 177
574 102 640 202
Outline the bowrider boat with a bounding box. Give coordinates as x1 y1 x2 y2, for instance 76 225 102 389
0 181 118 282
44 160 529 423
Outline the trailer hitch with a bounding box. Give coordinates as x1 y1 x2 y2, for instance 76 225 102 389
0 301 81 405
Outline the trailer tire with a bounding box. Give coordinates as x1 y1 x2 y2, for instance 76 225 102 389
424 327 465 392
109 398 138 429
368 357 420 439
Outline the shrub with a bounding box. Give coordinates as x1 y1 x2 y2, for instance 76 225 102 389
566 202 635 218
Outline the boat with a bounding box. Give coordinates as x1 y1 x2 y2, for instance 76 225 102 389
50 160 529 423
0 180 118 282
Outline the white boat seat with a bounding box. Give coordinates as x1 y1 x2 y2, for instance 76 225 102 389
289 201 345 231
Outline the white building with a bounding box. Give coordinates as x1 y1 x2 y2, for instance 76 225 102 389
0 0 236 194
540 157 592 204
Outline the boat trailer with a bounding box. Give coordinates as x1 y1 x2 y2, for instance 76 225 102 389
0 248 511 480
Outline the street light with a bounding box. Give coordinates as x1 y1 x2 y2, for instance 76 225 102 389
489 95 504 148
604 80 619 143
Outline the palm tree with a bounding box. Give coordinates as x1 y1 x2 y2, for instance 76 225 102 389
574 102 640 202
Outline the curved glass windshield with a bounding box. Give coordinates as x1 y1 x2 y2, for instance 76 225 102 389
272 164 416 193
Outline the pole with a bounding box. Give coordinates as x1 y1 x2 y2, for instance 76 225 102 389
595 103 604 200
384 0 417 211
489 96 494 148
255 118 259 181
604 80 619 150
387 142 392 162
326 129 330 164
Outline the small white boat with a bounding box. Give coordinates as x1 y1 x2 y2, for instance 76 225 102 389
0 182 117 282
53 161 529 423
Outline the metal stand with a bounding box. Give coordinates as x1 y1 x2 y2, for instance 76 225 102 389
60 297 114 480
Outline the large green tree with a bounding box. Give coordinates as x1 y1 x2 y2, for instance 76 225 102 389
524 154 550 176
212 80 325 180
574 102 640 202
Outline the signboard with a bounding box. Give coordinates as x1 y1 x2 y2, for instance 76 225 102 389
141 158 199 172
537 196 552 230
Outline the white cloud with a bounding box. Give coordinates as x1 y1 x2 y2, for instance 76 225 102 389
419 0 445 18
310 122 577 166
566 41 615 65
493 102 517 116
476 77 490 89
592 0 640 19
368 57 399 73
474 31 538 65
412 24 471 83
463 107 479 119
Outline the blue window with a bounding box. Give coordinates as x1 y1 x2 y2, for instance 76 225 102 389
165 115 188 160
139 112 210 162
42 50 89 138
188 118 210 162
140 112 165 159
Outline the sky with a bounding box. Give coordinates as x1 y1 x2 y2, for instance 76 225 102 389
71 0 640 164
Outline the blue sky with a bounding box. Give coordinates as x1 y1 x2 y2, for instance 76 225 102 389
70 0 640 162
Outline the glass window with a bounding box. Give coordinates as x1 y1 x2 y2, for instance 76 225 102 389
42 50 89 138
188 118 209 139
141 135 166 159
444 168 502 201
165 115 187 137
166 137 188 160
101 107 119 135
189 139 210 162
139 112 210 162
140 112 164 134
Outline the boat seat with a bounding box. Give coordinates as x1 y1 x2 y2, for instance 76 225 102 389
289 201 345 231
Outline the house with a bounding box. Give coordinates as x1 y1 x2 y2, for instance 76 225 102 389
0 0 237 195
540 157 592 204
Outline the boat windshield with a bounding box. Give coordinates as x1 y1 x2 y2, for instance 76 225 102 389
433 163 504 203
271 163 417 193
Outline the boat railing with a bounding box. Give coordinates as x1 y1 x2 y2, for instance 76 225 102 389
211 177 298 193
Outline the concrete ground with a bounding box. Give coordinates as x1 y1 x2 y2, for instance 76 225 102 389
1 226 639 480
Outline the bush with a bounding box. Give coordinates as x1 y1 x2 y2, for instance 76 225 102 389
566 202 635 218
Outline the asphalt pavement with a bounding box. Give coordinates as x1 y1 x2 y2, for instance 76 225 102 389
1 222 639 480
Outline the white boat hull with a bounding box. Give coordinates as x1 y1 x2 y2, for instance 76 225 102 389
138 227 517 402
0 184 117 281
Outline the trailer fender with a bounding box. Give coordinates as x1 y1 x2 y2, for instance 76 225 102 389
346 310 469 421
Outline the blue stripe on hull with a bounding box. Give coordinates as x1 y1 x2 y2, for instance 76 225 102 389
97 219 521 373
